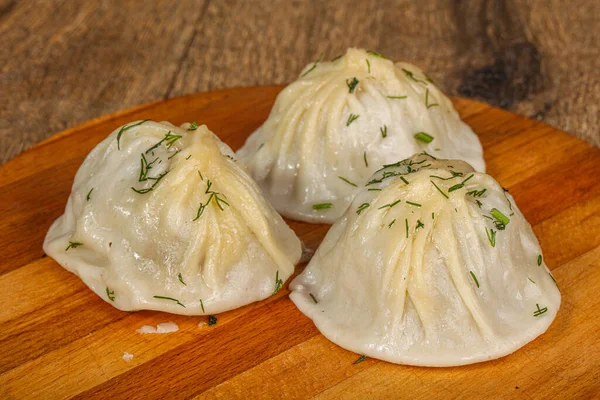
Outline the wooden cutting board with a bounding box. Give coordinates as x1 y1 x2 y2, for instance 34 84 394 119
1 86 599 399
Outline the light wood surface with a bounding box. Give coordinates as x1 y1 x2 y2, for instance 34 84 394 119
1 0 599 164
1 87 599 399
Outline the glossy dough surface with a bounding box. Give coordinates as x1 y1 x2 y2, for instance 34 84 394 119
290 153 560 366
237 48 485 223
44 121 302 315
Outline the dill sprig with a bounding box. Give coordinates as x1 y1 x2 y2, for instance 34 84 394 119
430 171 464 180
367 50 386 59
430 180 449 199
208 315 217 326
178 273 186 285
117 119 150 150
389 219 396 228
353 355 367 364
485 227 496 247
380 125 388 138
310 293 318 304
366 59 371 73
406 201 421 207
168 150 181 160
364 151 368 168
313 203 333 210
153 295 186 308
346 114 360 126
106 287 115 301
467 188 487 197
86 188 93 201
200 299 205 313
346 77 359 93
416 220 425 230
425 89 439 108
338 176 358 187
533 303 548 317
187 121 199 131
273 271 284 294
131 171 169 194
528 277 536 284
193 179 230 221
138 153 159 182
476 200 483 208
405 219 409 238
537 254 543 266
402 68 428 85
356 203 370 215
387 95 407 100
469 271 480 288
65 241 83 251
301 53 324 77
145 131 182 154
378 199 401 209
368 188 382 191
414 132 434 144
400 177 409 185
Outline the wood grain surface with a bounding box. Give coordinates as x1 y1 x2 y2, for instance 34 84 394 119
1 86 599 399
1 0 599 164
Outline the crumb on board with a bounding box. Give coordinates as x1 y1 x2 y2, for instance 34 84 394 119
122 352 134 362
136 322 179 334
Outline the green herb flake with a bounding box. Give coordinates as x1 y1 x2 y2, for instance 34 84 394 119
387 95 407 100
425 89 439 109
313 203 333 210
400 177 409 185
406 201 422 207
528 277 536 284
339 176 358 187
346 77 359 93
364 151 368 168
405 219 409 238
106 287 115 301
389 219 396 228
208 315 218 326
301 53 324 77
430 180 449 199
378 199 401 209
200 299 205 313
168 149 181 160
86 188 93 201
416 220 425 230
357 203 371 215
132 170 169 194
188 121 199 131
178 273 186 285
145 131 182 154
402 68 427 85
469 271 480 288
367 50 386 59
153 295 186 308
537 254 543 266
273 270 284 295
65 241 83 251
491 208 510 230
347 114 360 126
533 303 548 317
414 132 434 144
353 355 367 365
380 125 388 138
432 212 435 220
117 119 150 150
366 59 371 74
485 227 496 247
368 188 382 191
310 293 318 304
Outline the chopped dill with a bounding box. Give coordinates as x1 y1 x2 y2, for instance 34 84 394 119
406 201 421 207
405 219 409 238
467 188 487 197
366 59 371 73
533 303 548 317
106 287 115 301
368 188 382 191
356 203 371 215
168 150 181 160
430 180 449 199
400 177 409 185
117 119 150 150
145 131 182 154
273 271 284 294
65 241 83 251
416 220 425 230
131 171 169 194
491 208 510 230
346 114 360 126
346 77 359 93
378 199 401 209
425 89 439 108
469 271 480 288
200 299 205 313
310 293 318 304
528 277 536 284
313 203 333 210
402 68 427 85
537 254 543 266
338 176 358 187
367 50 386 58
389 219 396 228
301 53 323 77
353 355 367 364
485 227 496 247
364 151 368 167
86 188 93 201
380 125 388 138
153 295 186 308
208 315 217 326
178 273 186 285
387 95 407 100
188 121 199 131
414 132 434 144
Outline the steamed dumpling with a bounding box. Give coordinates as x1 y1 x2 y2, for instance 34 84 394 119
237 48 485 223
44 120 302 315
290 153 560 366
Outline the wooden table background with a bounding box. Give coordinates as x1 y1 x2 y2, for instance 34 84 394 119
1 0 599 164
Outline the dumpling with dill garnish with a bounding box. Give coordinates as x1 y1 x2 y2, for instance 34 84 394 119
236 48 485 223
43 120 302 315
290 152 560 366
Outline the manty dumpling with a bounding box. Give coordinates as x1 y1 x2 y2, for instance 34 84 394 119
44 120 302 315
290 153 560 366
236 48 485 223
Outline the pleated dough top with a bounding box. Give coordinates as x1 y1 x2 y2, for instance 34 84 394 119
44 121 302 315
290 153 560 366
237 48 485 223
